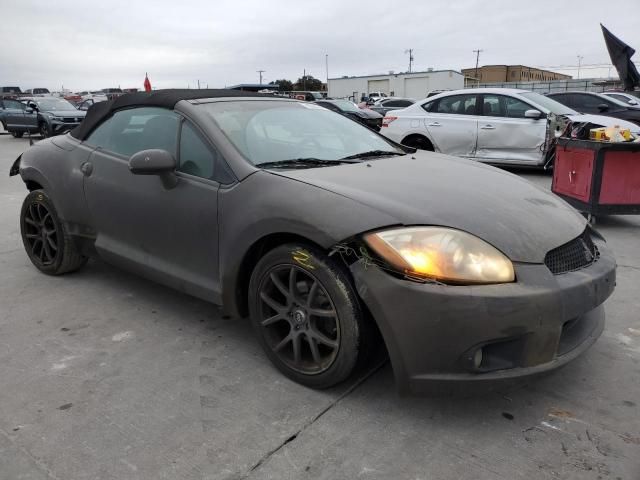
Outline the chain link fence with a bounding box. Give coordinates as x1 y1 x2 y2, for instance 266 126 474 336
465 78 625 94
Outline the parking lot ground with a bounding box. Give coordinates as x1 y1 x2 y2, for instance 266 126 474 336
1 132 639 480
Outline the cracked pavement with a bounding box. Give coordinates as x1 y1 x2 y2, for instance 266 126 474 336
1 131 639 479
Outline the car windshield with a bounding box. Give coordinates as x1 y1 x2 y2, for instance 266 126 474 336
599 94 635 108
203 100 402 165
518 92 576 115
332 100 360 112
34 98 76 111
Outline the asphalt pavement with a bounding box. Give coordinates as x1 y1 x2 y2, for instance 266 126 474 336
1 132 639 480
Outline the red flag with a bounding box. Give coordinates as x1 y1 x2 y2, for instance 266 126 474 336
144 73 152 92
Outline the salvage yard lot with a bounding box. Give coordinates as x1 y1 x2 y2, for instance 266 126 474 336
1 131 639 479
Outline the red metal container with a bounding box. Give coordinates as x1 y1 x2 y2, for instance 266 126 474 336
553 138 640 219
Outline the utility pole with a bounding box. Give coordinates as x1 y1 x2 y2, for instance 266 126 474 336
303 69 306 91
197 79 200 89
325 54 329 91
473 49 483 84
257 70 265 84
576 55 583 79
405 49 414 73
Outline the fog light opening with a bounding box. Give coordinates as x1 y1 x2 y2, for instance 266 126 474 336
473 348 483 369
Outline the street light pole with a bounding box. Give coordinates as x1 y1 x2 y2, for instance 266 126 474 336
405 49 414 73
325 54 329 92
257 70 266 84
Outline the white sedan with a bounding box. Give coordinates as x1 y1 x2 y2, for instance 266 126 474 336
380 88 640 167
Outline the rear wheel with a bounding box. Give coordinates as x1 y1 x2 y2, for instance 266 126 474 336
11 131 24 138
20 190 87 275
402 135 434 151
248 243 370 389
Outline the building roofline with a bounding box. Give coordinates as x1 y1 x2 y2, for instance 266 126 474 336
328 69 463 81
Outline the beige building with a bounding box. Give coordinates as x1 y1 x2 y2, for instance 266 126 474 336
461 65 571 84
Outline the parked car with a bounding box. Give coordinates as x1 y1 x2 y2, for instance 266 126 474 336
77 97 108 111
601 91 640 107
1 86 22 98
314 99 383 130
426 89 450 98
547 91 640 126
10 89 616 394
289 91 324 101
381 88 640 167
102 88 124 100
0 97 27 131
5 96 86 138
24 88 50 95
367 91 388 102
369 97 415 116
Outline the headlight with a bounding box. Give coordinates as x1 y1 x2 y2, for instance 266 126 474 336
363 227 515 284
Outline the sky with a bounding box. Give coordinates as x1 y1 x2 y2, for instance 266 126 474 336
2 0 639 92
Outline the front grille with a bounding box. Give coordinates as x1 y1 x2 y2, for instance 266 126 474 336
544 230 598 274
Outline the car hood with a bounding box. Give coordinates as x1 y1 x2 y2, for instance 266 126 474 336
565 113 640 132
272 152 587 263
42 109 85 117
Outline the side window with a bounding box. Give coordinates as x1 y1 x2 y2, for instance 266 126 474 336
178 121 215 180
86 107 179 157
433 95 477 115
4 100 24 110
482 95 532 118
384 100 410 108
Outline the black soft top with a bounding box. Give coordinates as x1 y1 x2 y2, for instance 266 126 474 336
70 89 265 140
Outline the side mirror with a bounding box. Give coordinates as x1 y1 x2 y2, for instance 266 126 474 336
25 107 34 114
597 103 609 112
628 100 638 106
129 149 178 189
28 102 38 110
524 109 542 119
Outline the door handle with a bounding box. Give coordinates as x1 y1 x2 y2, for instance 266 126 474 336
480 125 495 130
80 162 93 176
427 122 441 127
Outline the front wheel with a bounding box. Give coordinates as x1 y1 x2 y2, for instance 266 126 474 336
39 122 50 138
20 190 88 275
11 131 24 138
248 243 370 389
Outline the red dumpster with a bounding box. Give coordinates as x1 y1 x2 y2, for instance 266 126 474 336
552 138 640 220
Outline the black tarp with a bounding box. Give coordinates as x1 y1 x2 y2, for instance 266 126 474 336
601 24 640 92
70 89 265 140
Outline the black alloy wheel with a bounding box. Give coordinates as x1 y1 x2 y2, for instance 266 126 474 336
20 190 87 275
23 200 59 266
258 265 340 375
39 122 50 138
248 244 372 389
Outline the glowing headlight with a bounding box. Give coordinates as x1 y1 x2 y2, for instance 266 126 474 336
363 227 515 284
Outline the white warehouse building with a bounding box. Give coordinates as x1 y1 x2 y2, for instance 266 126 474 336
327 70 465 101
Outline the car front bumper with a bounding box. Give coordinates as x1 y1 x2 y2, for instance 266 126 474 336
51 120 82 135
350 240 616 395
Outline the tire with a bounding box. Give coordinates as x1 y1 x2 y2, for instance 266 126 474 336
248 243 370 389
20 190 88 275
402 135 434 151
39 122 50 138
11 131 24 138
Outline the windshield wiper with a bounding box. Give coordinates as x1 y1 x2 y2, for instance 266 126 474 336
255 158 360 169
340 150 405 160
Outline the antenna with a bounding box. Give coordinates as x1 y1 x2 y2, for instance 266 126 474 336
404 49 414 73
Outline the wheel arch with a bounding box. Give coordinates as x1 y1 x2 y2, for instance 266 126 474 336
227 232 327 318
401 133 435 151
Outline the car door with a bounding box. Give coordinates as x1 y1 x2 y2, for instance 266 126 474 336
475 94 546 165
4 99 28 129
81 106 224 302
422 94 479 158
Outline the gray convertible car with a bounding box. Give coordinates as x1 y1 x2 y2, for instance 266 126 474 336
10 90 616 394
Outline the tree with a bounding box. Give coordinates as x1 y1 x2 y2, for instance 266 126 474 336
293 75 323 91
270 79 293 92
